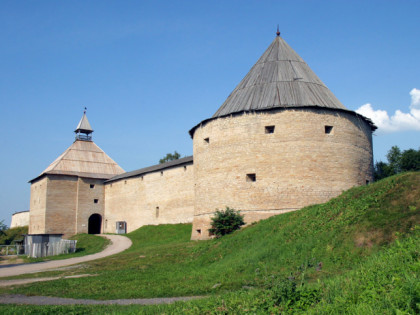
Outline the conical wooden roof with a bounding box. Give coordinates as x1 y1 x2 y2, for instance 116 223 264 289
75 112 93 134
30 140 124 182
213 35 346 118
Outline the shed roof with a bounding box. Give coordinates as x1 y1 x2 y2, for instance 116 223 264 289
189 34 376 137
106 155 193 183
30 140 124 182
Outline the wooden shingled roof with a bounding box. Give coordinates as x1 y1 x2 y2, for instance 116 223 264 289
190 34 376 137
30 140 124 182
213 34 346 117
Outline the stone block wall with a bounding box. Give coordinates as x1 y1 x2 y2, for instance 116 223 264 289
45 175 78 237
10 211 30 228
75 178 105 234
29 177 48 234
104 162 194 233
191 108 374 240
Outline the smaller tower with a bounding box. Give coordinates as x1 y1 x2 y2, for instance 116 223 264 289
75 108 93 141
29 110 124 237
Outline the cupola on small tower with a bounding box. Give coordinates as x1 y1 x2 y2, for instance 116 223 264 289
75 108 93 141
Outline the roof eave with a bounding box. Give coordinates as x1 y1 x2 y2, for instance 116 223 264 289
189 106 377 138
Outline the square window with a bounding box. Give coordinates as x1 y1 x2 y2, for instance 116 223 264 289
325 125 333 134
265 125 275 134
94 199 99 204
246 173 256 182
204 137 210 144
90 184 95 189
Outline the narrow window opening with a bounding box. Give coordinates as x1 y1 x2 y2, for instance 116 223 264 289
156 207 159 218
196 229 201 235
246 173 256 182
265 125 275 134
204 137 210 144
325 125 333 134
366 180 370 185
90 184 95 189
141 176 143 181
124 180 127 184
184 166 187 171
94 199 99 204
160 171 163 176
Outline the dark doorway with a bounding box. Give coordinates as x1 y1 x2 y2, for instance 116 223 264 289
88 213 102 234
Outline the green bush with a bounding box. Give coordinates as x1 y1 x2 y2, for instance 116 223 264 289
208 207 245 238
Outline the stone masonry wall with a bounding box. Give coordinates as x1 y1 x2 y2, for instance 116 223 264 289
10 211 29 228
29 177 48 234
45 175 78 237
191 108 373 240
104 163 194 233
75 178 105 234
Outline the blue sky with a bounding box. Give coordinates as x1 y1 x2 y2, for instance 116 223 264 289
1 0 419 225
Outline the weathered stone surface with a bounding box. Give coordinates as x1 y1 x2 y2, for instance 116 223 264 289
104 163 194 233
29 175 106 237
191 108 373 240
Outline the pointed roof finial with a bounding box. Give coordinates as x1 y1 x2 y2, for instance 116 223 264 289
84 106 87 114
276 25 280 37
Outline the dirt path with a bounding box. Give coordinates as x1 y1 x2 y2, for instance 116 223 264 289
0 294 203 305
0 234 132 278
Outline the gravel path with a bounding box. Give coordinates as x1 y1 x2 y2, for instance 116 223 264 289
0 234 132 278
0 294 204 305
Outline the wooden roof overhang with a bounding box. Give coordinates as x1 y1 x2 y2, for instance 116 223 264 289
189 106 377 138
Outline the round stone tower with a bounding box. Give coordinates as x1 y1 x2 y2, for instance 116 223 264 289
189 33 376 240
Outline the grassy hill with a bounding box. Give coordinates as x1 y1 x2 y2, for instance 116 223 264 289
0 172 419 314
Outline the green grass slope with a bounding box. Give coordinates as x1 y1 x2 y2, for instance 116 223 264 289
0 172 418 313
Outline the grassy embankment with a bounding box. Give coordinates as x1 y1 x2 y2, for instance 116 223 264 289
0 172 419 314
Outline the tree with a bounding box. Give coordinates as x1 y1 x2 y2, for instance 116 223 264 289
0 220 7 236
374 146 420 181
208 207 245 238
386 146 402 175
159 151 181 164
400 148 420 172
374 161 391 181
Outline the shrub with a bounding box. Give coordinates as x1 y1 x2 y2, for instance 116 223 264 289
208 207 245 238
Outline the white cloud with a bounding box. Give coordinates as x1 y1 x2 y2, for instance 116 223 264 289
356 88 420 133
410 88 420 108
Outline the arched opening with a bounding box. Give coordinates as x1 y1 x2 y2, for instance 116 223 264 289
88 213 102 234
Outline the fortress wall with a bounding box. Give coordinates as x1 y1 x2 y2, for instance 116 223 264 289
75 178 105 234
45 175 78 237
104 163 194 233
29 177 48 234
192 108 373 240
10 211 29 228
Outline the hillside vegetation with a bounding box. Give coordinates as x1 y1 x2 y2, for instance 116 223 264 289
0 172 419 314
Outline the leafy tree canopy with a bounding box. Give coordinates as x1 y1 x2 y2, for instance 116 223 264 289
159 151 181 164
374 146 420 180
